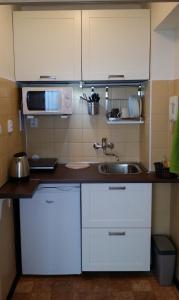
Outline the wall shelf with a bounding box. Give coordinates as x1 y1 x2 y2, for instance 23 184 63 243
106 118 144 125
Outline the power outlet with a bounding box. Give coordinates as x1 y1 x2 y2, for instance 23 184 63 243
30 117 38 128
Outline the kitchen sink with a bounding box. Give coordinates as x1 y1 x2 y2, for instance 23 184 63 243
98 163 142 174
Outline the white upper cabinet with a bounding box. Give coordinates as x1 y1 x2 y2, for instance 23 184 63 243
82 9 150 80
13 11 81 81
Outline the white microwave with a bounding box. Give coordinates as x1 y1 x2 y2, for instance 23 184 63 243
22 87 73 115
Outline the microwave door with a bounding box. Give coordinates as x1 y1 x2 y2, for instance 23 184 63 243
27 91 45 111
27 91 61 113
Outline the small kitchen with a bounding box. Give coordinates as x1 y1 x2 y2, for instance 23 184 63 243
1 2 179 300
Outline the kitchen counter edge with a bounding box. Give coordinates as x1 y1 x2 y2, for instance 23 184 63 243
0 164 178 199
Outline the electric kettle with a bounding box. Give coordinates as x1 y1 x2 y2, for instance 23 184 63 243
9 152 30 180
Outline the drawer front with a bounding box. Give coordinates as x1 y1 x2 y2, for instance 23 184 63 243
82 183 152 228
82 228 151 271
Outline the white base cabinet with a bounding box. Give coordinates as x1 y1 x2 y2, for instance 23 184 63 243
82 228 151 271
82 183 152 272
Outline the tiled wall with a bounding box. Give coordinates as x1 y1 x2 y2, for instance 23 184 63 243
150 80 173 168
150 80 174 235
0 77 24 300
26 85 141 163
140 82 150 169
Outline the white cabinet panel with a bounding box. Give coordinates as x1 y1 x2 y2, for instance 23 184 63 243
13 11 81 81
20 184 81 275
81 183 152 272
82 228 151 271
82 10 150 80
82 183 152 228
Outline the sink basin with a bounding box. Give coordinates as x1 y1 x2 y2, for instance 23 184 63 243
98 163 142 174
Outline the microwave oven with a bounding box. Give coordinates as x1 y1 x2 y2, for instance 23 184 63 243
22 87 73 115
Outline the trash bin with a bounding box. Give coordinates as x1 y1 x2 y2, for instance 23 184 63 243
152 235 176 286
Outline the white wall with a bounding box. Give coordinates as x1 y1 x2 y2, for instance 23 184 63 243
150 3 175 80
0 6 15 81
174 29 179 79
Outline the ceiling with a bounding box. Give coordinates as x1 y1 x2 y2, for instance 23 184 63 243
0 0 176 3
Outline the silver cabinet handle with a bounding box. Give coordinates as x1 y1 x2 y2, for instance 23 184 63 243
108 186 126 190
39 186 79 192
108 232 126 236
45 200 54 204
40 75 56 80
108 75 125 79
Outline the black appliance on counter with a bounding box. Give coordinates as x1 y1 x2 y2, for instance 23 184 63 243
28 158 57 170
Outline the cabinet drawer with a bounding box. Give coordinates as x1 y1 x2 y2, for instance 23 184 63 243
82 228 151 271
82 184 152 228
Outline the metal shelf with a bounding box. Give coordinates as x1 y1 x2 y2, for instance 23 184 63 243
106 118 144 125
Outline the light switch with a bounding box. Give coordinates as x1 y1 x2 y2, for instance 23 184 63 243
7 119 13 133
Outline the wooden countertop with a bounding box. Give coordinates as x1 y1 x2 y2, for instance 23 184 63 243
0 163 178 199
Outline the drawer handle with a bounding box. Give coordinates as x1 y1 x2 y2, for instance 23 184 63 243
108 186 126 190
45 200 54 204
40 75 56 80
108 232 126 236
108 75 125 79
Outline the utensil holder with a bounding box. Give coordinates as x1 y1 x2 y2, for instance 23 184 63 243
87 102 99 115
154 162 177 178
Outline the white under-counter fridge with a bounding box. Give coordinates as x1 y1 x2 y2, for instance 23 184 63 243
20 184 81 275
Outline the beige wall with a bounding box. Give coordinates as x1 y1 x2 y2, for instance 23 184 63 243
0 6 15 81
140 81 150 169
170 79 179 280
150 2 178 29
149 80 175 236
0 77 24 300
0 5 23 300
150 80 173 168
26 85 141 163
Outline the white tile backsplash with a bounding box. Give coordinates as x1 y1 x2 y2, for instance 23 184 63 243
26 85 140 162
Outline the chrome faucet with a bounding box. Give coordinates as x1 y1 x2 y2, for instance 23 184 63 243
93 137 119 161
93 137 114 151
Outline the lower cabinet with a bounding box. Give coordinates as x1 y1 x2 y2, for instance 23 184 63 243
82 228 151 271
81 183 152 272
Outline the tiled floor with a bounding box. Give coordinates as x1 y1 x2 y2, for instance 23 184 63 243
12 272 179 300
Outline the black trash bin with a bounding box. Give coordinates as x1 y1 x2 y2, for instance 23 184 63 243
152 235 176 286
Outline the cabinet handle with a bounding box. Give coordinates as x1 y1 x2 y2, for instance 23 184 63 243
40 75 56 80
108 231 126 236
108 75 125 79
45 200 54 204
108 186 126 190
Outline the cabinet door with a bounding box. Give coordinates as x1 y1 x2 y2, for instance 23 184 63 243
82 183 152 228
13 11 81 81
82 228 151 271
20 184 81 275
82 9 150 80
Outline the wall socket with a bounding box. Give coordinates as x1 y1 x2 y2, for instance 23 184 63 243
30 117 38 128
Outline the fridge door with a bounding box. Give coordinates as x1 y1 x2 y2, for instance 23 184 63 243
20 184 81 275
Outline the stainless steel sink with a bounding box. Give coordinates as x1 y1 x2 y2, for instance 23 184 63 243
98 163 142 174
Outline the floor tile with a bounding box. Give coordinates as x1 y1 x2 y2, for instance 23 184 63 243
12 273 179 300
